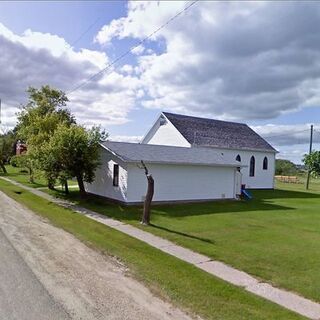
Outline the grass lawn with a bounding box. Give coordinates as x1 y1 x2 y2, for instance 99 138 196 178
0 176 302 320
47 175 320 304
3 165 78 189
2 166 320 305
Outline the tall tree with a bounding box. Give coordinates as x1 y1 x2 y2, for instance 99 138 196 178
303 151 320 178
45 124 107 196
0 131 16 173
17 86 75 144
16 85 75 187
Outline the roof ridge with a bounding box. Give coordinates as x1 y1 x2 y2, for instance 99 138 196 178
104 140 217 151
101 140 244 167
162 111 248 126
162 111 276 152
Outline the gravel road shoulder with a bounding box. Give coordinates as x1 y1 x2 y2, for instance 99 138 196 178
0 191 192 320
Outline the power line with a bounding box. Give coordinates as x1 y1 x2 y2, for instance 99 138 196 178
263 129 310 140
69 17 101 48
67 0 199 95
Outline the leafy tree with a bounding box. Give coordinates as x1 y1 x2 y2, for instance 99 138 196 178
16 85 74 140
0 131 16 173
15 85 75 187
45 124 107 196
15 85 108 194
303 151 320 177
275 159 298 176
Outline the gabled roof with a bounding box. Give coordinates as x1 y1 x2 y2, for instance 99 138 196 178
162 112 277 153
101 141 244 167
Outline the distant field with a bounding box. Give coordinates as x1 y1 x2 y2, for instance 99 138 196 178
275 173 320 192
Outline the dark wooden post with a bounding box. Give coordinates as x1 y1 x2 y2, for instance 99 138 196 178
64 180 69 195
140 161 154 225
306 124 314 190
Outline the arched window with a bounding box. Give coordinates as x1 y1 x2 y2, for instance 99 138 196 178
263 156 268 170
236 154 241 162
249 156 255 177
113 164 119 187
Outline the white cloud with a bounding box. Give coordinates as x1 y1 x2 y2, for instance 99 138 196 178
131 44 144 55
252 123 320 164
109 135 142 143
95 1 185 45
252 124 316 146
21 29 71 56
94 17 127 45
2 2 320 165
0 23 108 68
274 144 317 164
0 23 141 129
95 1 320 122
120 64 134 74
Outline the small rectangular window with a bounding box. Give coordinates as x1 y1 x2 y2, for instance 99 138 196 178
113 164 119 187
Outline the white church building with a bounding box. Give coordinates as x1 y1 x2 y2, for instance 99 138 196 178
86 112 277 204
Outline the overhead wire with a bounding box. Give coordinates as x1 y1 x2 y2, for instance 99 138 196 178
66 0 199 95
69 17 101 48
263 129 310 140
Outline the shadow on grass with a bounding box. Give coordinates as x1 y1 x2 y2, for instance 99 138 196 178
49 188 304 220
150 224 215 245
49 187 320 222
149 189 320 218
151 201 293 218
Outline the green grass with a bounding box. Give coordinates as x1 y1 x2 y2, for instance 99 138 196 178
0 177 302 320
40 174 320 304
3 165 48 188
2 165 77 189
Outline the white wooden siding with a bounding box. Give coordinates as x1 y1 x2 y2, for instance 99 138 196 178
209 148 275 189
142 115 275 189
127 163 236 203
141 115 190 147
85 149 128 202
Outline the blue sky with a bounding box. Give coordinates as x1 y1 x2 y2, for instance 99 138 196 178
0 1 123 46
0 1 320 163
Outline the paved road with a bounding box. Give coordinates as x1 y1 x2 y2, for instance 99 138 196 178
0 228 70 320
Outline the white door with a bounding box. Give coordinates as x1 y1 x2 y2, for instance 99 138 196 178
235 170 242 196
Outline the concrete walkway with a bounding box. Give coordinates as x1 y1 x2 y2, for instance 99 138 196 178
1 176 320 320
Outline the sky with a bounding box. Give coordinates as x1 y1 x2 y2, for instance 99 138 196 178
0 1 320 163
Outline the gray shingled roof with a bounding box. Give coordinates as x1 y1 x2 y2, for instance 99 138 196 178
101 141 243 167
163 112 276 152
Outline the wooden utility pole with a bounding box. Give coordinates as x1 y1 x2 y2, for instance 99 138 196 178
0 98 4 135
306 124 314 190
